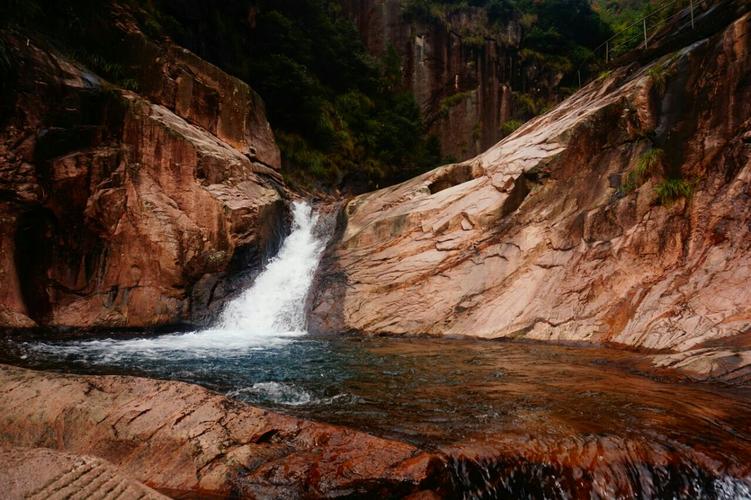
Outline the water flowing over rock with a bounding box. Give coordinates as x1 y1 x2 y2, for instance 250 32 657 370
0 20 288 331
309 8 751 380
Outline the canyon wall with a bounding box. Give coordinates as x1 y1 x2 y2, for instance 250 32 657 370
341 0 526 161
310 6 751 379
0 21 288 330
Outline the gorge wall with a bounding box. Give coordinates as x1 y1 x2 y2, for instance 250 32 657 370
310 5 751 379
0 17 289 330
341 0 527 161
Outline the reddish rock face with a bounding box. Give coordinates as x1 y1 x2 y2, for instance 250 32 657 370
113 15 282 171
0 30 287 330
309 12 751 379
340 0 524 161
0 365 442 498
0 447 169 500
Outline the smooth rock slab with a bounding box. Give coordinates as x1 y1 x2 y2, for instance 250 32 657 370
0 365 442 498
0 447 168 500
309 10 751 378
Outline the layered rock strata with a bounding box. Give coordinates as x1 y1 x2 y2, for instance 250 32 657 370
0 364 442 498
0 447 169 500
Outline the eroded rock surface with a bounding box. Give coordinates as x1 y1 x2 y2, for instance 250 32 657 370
0 24 288 330
310 11 751 378
0 364 442 498
0 447 169 500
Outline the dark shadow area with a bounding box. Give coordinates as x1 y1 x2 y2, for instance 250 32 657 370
14 208 56 324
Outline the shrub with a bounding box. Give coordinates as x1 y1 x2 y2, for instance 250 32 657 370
500 119 524 136
647 63 668 94
655 178 694 205
438 91 474 117
621 148 664 193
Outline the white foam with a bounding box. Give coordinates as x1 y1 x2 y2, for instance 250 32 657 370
28 201 327 359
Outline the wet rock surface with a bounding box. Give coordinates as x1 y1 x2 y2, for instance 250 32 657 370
2 358 751 498
309 10 751 379
0 23 289 331
0 364 442 498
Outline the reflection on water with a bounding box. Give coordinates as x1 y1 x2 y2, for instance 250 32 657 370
3 335 751 498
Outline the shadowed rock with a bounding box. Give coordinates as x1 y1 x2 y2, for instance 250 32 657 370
0 19 289 331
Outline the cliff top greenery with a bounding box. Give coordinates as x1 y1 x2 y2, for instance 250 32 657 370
0 0 441 192
1 0 652 193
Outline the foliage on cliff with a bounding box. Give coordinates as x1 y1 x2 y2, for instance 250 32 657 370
403 0 612 85
233 0 442 190
0 0 441 192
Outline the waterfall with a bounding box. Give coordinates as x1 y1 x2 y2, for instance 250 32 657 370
29 201 329 358
219 201 325 335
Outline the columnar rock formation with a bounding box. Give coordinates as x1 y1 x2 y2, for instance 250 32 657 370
0 21 288 330
310 8 751 378
340 0 526 161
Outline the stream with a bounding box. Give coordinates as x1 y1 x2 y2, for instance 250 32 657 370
3 202 751 498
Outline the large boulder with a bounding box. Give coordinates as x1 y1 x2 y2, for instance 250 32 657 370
0 364 442 498
0 29 287 330
309 11 751 378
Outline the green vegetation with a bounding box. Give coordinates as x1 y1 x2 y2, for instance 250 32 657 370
500 119 524 137
620 147 693 204
1 0 442 192
635 147 664 176
515 92 550 117
655 178 694 205
400 0 616 112
646 54 679 94
438 91 474 117
0 0 161 90
1 0 658 191
153 0 444 190
621 147 664 193
591 0 685 58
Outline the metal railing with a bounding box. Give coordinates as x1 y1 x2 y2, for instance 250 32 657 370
595 0 705 63
574 0 713 87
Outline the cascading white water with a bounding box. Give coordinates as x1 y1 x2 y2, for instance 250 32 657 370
29 201 328 358
219 201 325 335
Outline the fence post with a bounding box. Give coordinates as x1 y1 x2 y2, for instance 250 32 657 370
578 70 582 88
605 41 609 63
643 19 648 49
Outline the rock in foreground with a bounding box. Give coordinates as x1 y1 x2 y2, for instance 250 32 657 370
0 364 441 498
0 447 169 500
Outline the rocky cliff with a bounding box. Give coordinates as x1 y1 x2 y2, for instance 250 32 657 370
0 20 288 330
310 5 751 379
341 0 524 161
